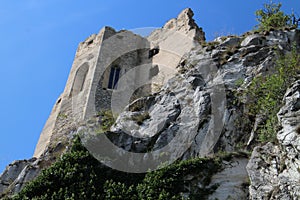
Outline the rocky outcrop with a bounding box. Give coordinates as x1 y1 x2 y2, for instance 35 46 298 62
159 8 205 42
105 29 300 157
247 80 300 199
0 140 72 198
79 28 300 198
0 158 40 198
209 157 249 200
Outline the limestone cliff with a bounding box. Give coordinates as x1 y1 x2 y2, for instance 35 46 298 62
1 8 300 200
247 80 300 199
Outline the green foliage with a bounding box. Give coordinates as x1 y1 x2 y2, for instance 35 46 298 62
235 78 245 87
255 1 292 31
11 135 223 200
104 180 138 200
58 112 68 119
97 110 115 133
13 144 102 199
246 46 300 143
12 136 144 200
136 158 221 200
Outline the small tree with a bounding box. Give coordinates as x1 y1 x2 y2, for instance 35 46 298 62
255 1 292 31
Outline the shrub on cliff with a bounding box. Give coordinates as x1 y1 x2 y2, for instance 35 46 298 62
11 136 222 200
12 136 144 200
246 45 300 143
255 1 292 31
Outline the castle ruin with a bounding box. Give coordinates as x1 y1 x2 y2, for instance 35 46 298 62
34 8 205 158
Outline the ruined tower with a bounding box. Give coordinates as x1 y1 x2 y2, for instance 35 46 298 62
34 8 205 158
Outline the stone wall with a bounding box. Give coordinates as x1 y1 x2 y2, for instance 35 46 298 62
34 26 117 157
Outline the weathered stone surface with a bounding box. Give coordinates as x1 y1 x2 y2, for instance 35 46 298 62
162 8 205 42
266 29 300 49
277 80 300 147
209 158 249 200
99 30 299 161
220 37 242 48
105 29 299 162
241 34 266 47
247 80 300 200
0 158 40 197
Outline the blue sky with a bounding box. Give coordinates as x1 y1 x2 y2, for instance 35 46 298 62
0 0 299 172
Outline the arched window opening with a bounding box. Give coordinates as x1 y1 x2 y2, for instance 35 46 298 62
108 66 121 89
71 63 89 96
